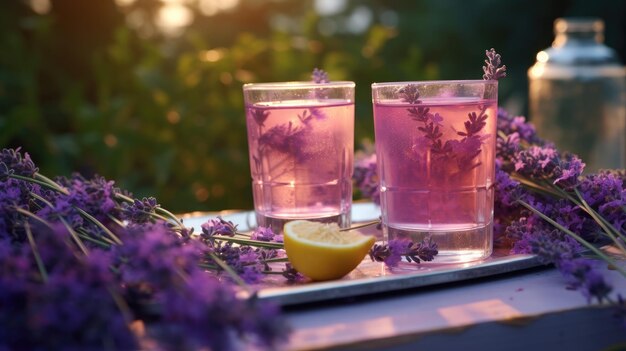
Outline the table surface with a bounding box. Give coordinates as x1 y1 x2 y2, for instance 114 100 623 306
181 207 626 350
283 260 626 351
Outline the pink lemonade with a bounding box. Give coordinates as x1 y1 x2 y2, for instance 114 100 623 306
245 100 354 232
373 92 497 263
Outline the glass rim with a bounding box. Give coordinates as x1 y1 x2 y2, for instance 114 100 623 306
371 79 498 88
243 81 355 90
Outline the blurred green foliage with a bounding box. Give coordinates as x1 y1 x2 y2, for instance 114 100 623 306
1 0 624 212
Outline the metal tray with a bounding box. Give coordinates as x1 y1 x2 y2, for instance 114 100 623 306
181 203 542 306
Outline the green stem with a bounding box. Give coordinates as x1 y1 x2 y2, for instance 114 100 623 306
115 193 186 229
212 236 284 249
15 207 53 228
59 217 90 256
77 234 111 249
517 199 626 277
510 174 562 198
34 173 69 194
74 207 123 245
198 263 219 270
573 188 626 253
107 214 126 228
262 271 288 275
339 219 380 232
24 221 48 283
30 192 122 246
10 174 67 194
261 257 289 263
76 229 113 248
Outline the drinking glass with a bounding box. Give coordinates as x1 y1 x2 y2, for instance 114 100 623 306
243 81 355 232
371 80 498 263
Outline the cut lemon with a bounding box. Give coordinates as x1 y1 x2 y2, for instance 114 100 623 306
283 220 375 281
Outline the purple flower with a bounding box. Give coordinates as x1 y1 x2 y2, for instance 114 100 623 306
251 226 282 242
513 145 560 179
282 263 306 282
399 84 421 104
258 121 309 161
496 109 543 147
120 197 160 223
354 153 380 205
482 48 507 80
494 167 522 207
369 238 438 268
553 153 585 188
557 258 612 303
429 112 444 126
0 178 41 241
250 107 270 127
0 147 38 177
0 227 138 350
496 132 521 168
37 174 119 236
153 271 287 350
579 171 626 232
200 216 237 242
458 107 488 137
311 68 329 83
508 220 581 264
205 241 268 284
384 240 403 267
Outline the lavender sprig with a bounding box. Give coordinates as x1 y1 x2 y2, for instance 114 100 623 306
0 147 289 350
370 238 439 268
483 48 507 80
311 68 329 83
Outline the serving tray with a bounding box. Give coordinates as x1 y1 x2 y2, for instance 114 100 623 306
181 203 542 306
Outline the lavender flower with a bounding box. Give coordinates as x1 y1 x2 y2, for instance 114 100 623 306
0 147 38 177
311 68 329 83
200 216 237 242
37 173 118 233
558 258 612 303
251 107 270 127
258 121 309 161
0 147 291 350
120 197 160 223
354 153 380 205
251 226 283 243
482 48 507 80
399 84 421 104
282 263 306 282
0 226 138 350
370 238 438 268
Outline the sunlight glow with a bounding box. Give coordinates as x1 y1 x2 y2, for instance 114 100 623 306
200 49 225 62
28 0 51 15
114 0 137 6
200 0 240 16
438 299 522 327
156 3 194 36
346 6 373 34
314 0 347 16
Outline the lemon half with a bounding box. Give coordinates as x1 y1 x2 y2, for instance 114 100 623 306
283 220 375 281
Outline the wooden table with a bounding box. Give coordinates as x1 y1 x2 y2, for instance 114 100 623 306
284 261 626 350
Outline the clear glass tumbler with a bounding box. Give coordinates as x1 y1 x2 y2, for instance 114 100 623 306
372 80 498 263
243 81 355 232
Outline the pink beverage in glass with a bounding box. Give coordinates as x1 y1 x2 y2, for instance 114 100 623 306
372 81 498 263
243 82 355 232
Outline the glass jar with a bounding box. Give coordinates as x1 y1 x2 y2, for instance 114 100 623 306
528 17 626 171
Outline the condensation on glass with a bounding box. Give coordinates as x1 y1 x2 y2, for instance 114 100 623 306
528 17 626 171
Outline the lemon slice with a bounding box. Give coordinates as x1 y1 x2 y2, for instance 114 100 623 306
283 220 375 281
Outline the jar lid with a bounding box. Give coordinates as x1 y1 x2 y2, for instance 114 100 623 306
554 17 604 34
